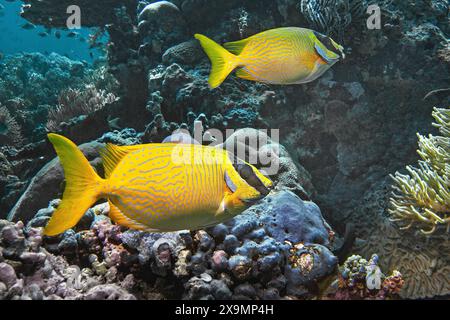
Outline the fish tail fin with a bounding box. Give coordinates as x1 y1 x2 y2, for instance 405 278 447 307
195 34 240 89
44 133 107 236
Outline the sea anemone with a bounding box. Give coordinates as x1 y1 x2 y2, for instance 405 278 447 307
389 106 450 235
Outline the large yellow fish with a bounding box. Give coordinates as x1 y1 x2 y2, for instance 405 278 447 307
43 134 273 236
195 27 345 89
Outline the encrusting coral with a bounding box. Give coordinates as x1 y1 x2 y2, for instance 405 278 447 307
389 106 450 235
327 254 405 300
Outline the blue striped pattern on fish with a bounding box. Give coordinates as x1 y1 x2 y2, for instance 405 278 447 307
43 134 273 236
195 27 345 88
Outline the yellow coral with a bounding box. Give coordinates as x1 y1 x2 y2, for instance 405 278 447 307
389 106 450 235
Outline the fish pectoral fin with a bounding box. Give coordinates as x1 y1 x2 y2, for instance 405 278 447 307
215 198 227 217
235 67 257 81
108 200 148 231
215 192 235 217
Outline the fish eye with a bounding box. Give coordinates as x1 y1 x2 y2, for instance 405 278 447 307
238 164 253 179
313 31 329 45
325 38 341 55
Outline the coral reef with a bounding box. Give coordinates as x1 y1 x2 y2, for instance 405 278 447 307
4 0 449 300
0 54 120 217
389 106 450 234
327 253 405 300
298 0 368 38
0 52 116 143
0 218 137 300
263 3 449 298
0 187 338 300
0 105 23 147
138 1 188 59
46 85 118 132
346 178 450 299
0 52 89 106
7 141 104 224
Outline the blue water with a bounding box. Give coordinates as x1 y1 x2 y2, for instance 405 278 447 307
0 0 104 62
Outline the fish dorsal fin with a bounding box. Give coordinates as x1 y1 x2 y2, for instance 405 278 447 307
223 38 251 55
99 144 141 178
235 67 257 81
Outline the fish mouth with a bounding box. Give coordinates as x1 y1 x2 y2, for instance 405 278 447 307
255 182 272 197
243 184 273 204
336 43 346 60
242 195 265 204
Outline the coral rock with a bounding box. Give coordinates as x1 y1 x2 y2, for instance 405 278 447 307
84 284 137 300
162 40 203 65
0 262 17 288
7 141 104 223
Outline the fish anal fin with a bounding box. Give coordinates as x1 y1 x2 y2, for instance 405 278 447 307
235 67 257 81
99 144 141 178
108 200 148 231
223 38 250 55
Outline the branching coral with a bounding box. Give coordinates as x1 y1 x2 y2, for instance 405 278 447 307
46 85 118 132
82 66 120 95
233 7 249 38
437 43 450 63
389 106 450 235
0 105 24 146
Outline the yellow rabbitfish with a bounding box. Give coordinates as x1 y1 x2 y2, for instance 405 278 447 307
195 27 345 89
43 134 273 236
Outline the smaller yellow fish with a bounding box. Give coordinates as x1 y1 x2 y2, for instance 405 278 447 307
43 134 273 236
195 27 345 89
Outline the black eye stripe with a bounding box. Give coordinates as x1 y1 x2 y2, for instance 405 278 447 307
235 163 270 196
314 31 341 56
240 165 253 179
